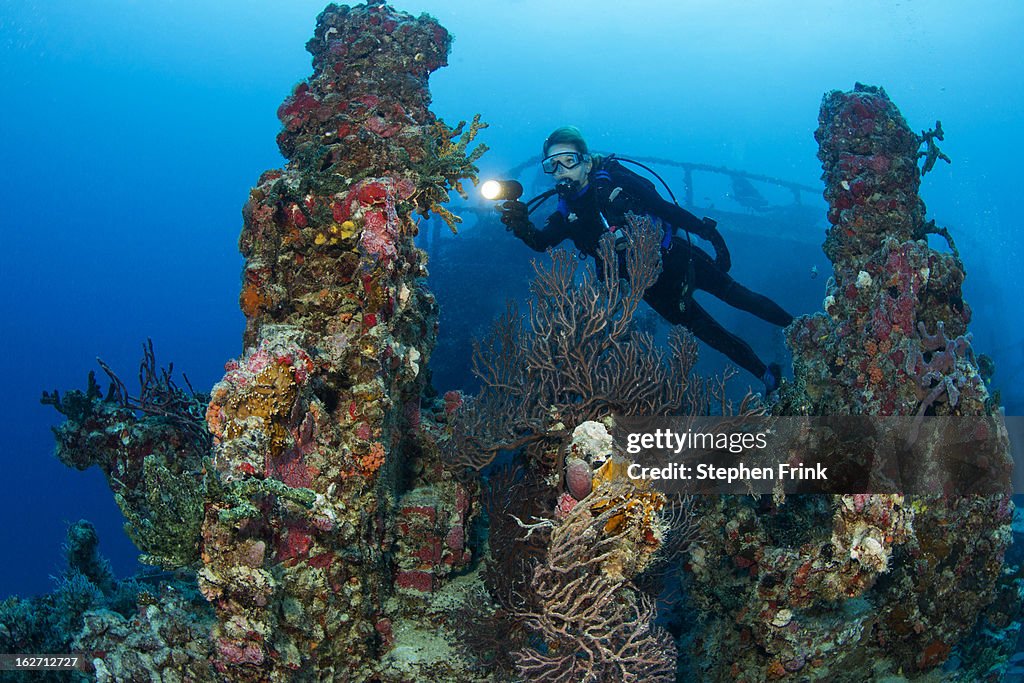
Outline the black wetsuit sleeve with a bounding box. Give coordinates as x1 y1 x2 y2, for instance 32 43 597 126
516 211 572 252
612 168 716 241
604 163 731 270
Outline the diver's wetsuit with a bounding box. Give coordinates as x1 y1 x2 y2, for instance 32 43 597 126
511 157 793 381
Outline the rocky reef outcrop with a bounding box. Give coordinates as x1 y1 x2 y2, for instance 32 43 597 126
197 2 485 680
688 84 1015 681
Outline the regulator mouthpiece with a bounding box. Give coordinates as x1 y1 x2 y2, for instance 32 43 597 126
555 178 577 198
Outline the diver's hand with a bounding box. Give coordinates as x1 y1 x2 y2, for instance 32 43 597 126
500 200 533 237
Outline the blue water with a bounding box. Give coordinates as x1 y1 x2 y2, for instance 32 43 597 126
1 0 1021 602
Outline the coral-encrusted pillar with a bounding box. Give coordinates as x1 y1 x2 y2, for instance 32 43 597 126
788 83 1013 674
688 84 1013 681
199 3 483 679
792 83 974 414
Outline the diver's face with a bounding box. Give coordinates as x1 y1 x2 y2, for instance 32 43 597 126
544 143 592 189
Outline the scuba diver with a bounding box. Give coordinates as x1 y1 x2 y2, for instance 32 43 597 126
499 126 793 392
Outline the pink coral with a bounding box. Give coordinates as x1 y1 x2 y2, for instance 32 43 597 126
266 449 312 488
554 492 578 520
356 181 388 205
364 116 402 138
277 525 313 563
217 638 265 666
443 390 463 414
277 83 320 132
445 525 464 552
359 210 398 260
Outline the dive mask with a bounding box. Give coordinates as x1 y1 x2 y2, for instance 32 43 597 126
542 151 589 174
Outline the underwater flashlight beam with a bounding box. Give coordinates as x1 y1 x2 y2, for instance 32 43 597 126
481 179 523 201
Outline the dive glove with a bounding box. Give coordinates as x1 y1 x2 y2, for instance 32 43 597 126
500 200 533 237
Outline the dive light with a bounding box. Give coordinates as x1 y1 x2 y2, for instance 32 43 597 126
480 179 523 201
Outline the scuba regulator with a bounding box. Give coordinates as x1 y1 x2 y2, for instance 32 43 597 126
554 178 577 198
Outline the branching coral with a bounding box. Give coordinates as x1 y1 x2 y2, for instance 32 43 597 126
446 216 706 472
408 114 489 232
510 475 676 682
918 120 951 176
42 339 211 456
445 217 733 680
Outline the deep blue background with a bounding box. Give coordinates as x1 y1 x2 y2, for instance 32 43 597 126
1 0 1021 597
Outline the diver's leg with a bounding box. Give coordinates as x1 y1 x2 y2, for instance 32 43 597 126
691 250 794 327
645 279 778 388
679 300 768 381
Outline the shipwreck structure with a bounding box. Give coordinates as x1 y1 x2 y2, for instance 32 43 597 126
15 4 1020 681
